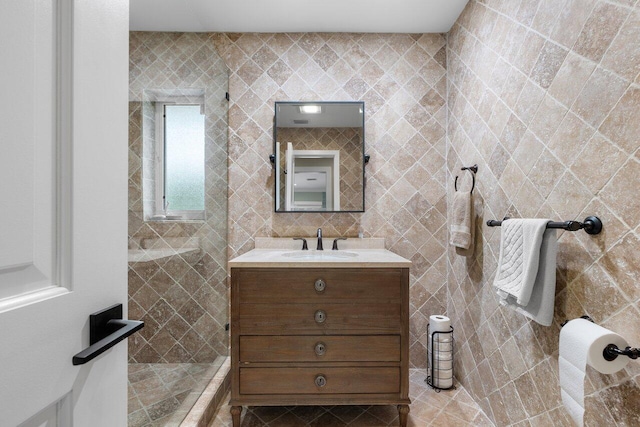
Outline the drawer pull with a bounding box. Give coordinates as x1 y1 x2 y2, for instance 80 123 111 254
315 374 327 387
314 310 327 324
314 279 326 292
314 341 327 356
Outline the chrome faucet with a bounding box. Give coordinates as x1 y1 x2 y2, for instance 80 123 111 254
316 228 323 250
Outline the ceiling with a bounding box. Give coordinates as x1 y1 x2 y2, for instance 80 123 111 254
130 0 469 34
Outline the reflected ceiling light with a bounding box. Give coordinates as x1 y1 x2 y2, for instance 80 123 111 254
299 105 322 114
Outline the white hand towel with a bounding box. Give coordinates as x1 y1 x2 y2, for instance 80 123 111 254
450 190 472 250
494 219 557 326
455 198 475 257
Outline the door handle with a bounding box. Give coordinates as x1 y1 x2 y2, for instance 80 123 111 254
72 303 144 365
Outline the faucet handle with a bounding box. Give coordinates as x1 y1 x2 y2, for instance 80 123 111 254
332 238 347 250
293 238 308 250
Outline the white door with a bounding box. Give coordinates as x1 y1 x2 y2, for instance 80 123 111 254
285 142 294 211
275 141 281 210
0 0 130 426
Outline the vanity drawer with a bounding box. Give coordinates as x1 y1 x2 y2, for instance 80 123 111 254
238 303 401 334
236 268 402 303
239 335 400 362
239 367 400 395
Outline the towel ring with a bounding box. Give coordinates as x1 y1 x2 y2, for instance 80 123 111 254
454 164 478 194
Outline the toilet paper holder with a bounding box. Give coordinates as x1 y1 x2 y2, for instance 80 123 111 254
603 344 640 361
561 315 640 362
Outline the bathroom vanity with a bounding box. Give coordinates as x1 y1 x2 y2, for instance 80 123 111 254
228 240 411 426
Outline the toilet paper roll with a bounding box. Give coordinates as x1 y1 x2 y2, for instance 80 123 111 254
431 367 453 378
430 333 452 342
428 338 453 354
428 355 453 370
429 315 451 333
431 371 453 388
428 349 452 360
559 318 629 427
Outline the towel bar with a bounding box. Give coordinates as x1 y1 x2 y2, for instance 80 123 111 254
486 216 602 235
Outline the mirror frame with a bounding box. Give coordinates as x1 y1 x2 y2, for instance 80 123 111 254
272 101 367 213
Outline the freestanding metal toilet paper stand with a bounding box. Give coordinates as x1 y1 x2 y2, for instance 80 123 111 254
426 325 455 391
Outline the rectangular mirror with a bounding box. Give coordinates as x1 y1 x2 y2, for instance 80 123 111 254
274 101 365 213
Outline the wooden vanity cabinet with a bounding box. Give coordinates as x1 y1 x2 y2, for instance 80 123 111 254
230 267 411 426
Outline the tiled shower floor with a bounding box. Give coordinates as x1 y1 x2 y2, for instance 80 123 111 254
128 358 225 427
208 370 494 426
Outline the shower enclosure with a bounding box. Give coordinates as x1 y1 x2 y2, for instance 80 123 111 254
126 32 229 426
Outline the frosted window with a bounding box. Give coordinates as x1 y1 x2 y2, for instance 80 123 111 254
164 105 205 211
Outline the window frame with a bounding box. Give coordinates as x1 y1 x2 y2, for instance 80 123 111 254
153 102 206 221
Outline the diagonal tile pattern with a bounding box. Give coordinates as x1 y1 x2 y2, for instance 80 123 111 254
128 3 640 423
215 32 450 369
128 32 229 364
128 359 224 426
209 370 493 427
447 0 640 425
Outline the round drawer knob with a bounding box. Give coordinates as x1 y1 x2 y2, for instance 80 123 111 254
314 309 327 324
314 342 327 356
315 374 327 388
314 279 326 293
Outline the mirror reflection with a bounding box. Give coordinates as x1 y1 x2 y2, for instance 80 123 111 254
274 102 365 212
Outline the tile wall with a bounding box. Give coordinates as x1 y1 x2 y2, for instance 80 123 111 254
128 32 229 363
127 3 640 420
447 0 640 425
212 32 449 368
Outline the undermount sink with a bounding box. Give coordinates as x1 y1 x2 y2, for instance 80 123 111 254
228 239 411 267
282 251 359 259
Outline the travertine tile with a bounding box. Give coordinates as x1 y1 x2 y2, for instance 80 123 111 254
128 361 225 426
208 373 493 427
129 33 229 365
548 0 597 49
547 52 596 110
216 32 449 369
448 1 640 425
129 2 640 426
572 1 628 63
601 9 640 82
529 41 568 89
571 66 629 129
599 85 640 156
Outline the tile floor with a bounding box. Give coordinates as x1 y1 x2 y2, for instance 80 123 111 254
128 359 225 427
208 370 494 426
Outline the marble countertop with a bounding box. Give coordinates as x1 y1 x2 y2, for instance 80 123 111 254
229 248 411 268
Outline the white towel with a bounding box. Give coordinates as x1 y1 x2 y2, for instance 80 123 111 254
494 219 557 326
455 199 475 257
450 190 472 249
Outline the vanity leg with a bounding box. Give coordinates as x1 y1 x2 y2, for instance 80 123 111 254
398 404 410 427
230 406 242 427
